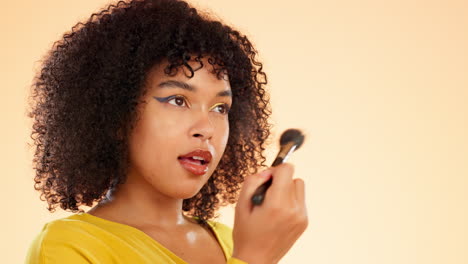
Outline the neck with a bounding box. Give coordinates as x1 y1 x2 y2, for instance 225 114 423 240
88 170 193 229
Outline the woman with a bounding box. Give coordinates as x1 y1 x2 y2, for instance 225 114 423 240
26 0 308 263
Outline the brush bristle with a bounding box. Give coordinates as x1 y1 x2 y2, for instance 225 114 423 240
279 129 305 149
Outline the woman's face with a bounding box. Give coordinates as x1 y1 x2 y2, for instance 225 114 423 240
127 58 232 199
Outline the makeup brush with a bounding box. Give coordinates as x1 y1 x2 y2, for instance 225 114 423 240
251 129 305 206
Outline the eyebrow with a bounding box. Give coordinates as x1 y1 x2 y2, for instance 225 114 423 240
157 80 232 97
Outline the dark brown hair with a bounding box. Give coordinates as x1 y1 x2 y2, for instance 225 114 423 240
29 0 271 224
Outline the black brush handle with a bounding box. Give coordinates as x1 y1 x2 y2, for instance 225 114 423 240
251 156 284 205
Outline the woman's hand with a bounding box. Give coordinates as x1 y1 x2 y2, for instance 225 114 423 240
232 163 308 264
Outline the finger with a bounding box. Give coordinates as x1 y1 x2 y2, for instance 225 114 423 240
268 163 295 199
236 168 273 214
294 178 308 230
293 178 305 205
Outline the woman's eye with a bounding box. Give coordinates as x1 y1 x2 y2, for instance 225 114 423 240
153 95 188 108
167 96 187 107
212 103 231 115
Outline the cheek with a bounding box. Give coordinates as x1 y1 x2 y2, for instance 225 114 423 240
221 123 229 147
128 111 184 170
215 119 230 155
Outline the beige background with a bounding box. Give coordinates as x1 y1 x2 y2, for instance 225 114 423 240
2 0 467 263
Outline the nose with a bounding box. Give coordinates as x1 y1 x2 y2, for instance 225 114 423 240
190 111 214 141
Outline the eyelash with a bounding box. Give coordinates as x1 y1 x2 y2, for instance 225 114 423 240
166 95 188 107
211 103 231 115
154 95 231 115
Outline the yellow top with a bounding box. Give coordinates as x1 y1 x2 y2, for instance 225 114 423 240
25 213 247 264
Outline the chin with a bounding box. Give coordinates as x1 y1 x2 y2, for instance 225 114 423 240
167 185 206 200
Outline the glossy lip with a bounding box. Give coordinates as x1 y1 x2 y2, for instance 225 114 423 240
178 149 213 164
177 149 213 176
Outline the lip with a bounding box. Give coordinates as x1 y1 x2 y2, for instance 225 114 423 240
178 149 213 163
178 149 213 176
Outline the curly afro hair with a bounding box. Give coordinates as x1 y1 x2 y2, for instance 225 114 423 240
29 0 271 224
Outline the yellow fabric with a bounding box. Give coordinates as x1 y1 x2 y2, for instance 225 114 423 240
25 213 247 264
